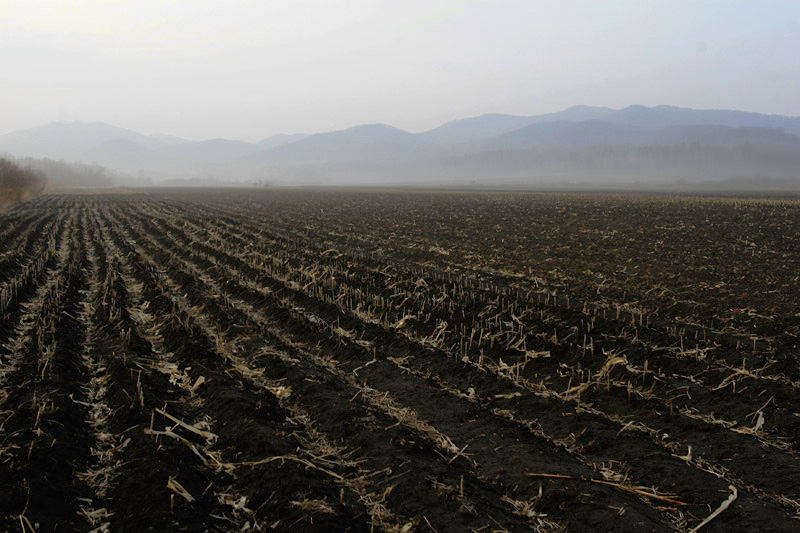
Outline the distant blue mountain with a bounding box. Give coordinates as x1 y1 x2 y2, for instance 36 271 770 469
605 105 800 135
1 105 798 183
256 133 309 150
255 124 432 163
470 120 648 152
0 121 163 159
418 105 614 145
81 139 159 168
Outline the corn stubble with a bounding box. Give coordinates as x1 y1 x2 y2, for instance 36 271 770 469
0 190 798 531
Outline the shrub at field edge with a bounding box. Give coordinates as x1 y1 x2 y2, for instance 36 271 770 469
0 157 47 209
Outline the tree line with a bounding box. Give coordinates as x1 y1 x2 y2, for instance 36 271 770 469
0 158 47 209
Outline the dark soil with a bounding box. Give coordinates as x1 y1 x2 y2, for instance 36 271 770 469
1 189 798 532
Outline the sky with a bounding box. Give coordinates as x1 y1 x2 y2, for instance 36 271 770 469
1 0 799 141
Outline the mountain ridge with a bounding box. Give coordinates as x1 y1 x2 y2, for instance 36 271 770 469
1 105 798 184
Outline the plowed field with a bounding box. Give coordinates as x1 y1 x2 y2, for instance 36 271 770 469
1 189 798 532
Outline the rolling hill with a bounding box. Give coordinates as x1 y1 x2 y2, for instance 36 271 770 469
1 105 798 185
252 124 433 163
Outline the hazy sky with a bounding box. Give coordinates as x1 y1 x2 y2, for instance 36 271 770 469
2 0 798 141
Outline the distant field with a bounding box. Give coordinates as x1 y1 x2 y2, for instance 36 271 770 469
0 189 798 531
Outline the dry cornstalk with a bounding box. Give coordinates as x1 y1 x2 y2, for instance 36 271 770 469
166 476 195 502
590 479 688 506
290 498 336 515
526 473 573 479
526 473 688 506
155 408 217 441
688 485 737 532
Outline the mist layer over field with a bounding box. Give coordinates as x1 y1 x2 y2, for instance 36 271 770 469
1 105 799 189
1 1 798 189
